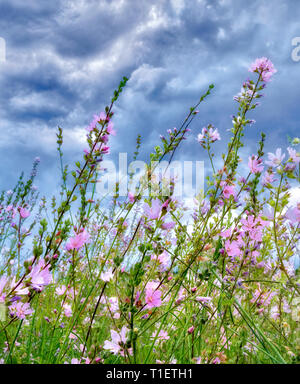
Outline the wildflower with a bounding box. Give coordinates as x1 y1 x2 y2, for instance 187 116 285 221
285 204 300 224
225 240 242 258
188 326 195 334
9 302 33 319
108 297 119 312
248 155 264 174
220 228 232 239
66 229 90 251
250 284 276 310
0 276 8 303
234 85 258 102
287 147 300 164
128 192 135 203
143 198 162 220
10 277 30 296
100 267 114 282
265 148 285 167
145 281 162 309
19 207 30 219
55 285 67 296
29 259 52 292
151 329 170 342
200 199 210 215
196 296 212 304
262 171 275 186
63 303 72 318
161 220 175 230
86 113 106 132
197 126 220 145
249 57 277 82
152 250 171 272
106 121 116 136
103 326 132 356
221 183 235 199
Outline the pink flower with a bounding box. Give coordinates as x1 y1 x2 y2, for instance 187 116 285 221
285 204 300 224
196 296 212 304
152 250 171 272
208 127 221 142
143 198 162 220
221 183 235 199
29 259 52 292
9 302 33 319
106 121 116 136
19 207 30 218
197 126 220 144
128 192 135 203
86 112 109 132
249 57 277 82
265 148 285 167
63 303 72 318
86 114 101 132
225 240 242 258
212 357 221 364
55 285 67 296
0 276 8 303
100 267 114 282
66 229 90 251
287 147 300 164
262 171 275 186
145 281 162 309
161 220 175 230
220 228 232 238
248 155 264 174
9 277 29 296
103 326 131 356
152 330 170 342
101 146 110 154
107 297 119 313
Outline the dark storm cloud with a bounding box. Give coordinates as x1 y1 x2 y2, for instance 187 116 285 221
0 0 299 197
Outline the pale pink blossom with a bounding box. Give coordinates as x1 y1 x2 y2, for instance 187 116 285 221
145 281 162 309
143 198 162 220
249 57 277 82
100 267 114 282
265 148 285 167
9 302 33 319
66 229 90 251
103 326 132 356
248 155 264 174
19 207 30 218
29 259 52 291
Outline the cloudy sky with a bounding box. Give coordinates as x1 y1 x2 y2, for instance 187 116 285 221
0 0 299 197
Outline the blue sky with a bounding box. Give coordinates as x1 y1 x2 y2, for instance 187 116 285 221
0 0 299 197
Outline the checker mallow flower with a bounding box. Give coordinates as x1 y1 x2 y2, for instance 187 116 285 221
103 326 131 356
248 155 264 174
66 229 90 251
197 125 221 145
9 302 33 320
249 57 277 82
265 148 285 167
143 198 162 220
29 259 53 292
145 281 162 309
19 207 30 219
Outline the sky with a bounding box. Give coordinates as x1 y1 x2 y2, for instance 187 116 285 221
0 0 299 199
